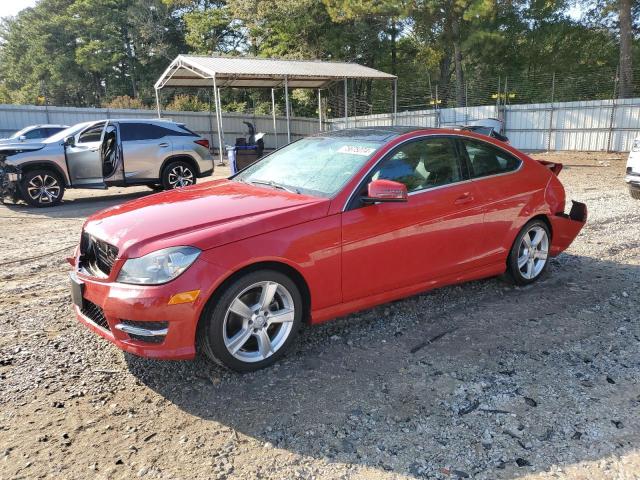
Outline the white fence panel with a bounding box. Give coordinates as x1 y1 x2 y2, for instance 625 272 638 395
328 97 640 151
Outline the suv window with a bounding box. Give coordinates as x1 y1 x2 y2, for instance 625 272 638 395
371 137 462 193
120 123 177 141
24 128 45 140
78 122 106 143
45 127 65 138
461 139 521 178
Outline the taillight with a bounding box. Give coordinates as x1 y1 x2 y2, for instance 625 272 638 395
194 139 209 149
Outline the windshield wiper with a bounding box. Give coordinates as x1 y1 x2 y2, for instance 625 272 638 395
249 180 300 194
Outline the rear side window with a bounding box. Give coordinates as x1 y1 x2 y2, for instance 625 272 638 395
461 139 521 178
174 124 198 136
46 127 65 137
120 123 170 141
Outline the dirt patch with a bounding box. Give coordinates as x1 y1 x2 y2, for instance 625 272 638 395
1 152 639 479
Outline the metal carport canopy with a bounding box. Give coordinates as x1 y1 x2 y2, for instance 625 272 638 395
154 55 396 89
154 55 397 163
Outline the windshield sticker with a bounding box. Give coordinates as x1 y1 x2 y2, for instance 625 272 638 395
337 145 376 156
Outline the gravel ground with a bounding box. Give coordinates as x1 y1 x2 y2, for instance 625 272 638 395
0 151 639 480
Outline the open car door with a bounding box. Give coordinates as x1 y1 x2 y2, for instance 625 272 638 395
101 124 124 185
65 122 107 187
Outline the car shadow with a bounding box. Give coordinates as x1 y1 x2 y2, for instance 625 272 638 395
0 190 153 220
124 253 640 478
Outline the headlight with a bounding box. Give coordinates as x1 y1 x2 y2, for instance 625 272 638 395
633 140 640 152
117 246 201 285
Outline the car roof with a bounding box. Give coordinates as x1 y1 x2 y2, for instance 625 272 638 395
318 126 426 142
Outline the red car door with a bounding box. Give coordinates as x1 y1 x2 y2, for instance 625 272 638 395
341 136 486 302
457 138 540 266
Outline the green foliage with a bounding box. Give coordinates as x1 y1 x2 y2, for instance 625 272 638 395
103 95 148 109
0 0 637 111
165 94 210 111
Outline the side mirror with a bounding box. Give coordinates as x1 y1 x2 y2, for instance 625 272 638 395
63 135 75 148
362 179 408 204
18 135 27 142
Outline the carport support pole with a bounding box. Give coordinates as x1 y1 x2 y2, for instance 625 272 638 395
344 78 348 128
155 88 161 118
212 75 224 165
318 89 322 131
284 76 291 143
271 88 278 149
393 78 398 126
216 87 226 160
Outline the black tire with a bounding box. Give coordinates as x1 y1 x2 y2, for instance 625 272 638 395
19 169 65 207
198 269 303 372
161 160 196 190
629 186 640 200
507 219 551 285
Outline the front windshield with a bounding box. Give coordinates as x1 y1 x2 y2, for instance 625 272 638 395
234 136 382 197
44 122 93 143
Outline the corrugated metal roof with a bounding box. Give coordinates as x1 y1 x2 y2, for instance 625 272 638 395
155 55 396 89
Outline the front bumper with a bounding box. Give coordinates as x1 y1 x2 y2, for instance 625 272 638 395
625 173 640 190
71 259 218 360
0 161 20 203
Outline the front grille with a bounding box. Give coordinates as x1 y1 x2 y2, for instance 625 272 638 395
79 233 118 277
81 300 110 331
128 333 165 344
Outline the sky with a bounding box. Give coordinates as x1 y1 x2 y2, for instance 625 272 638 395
0 0 38 19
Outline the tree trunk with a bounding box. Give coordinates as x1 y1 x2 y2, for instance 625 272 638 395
390 18 397 76
452 15 465 107
618 0 634 98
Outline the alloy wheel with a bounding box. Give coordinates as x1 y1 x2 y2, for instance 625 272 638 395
26 174 61 204
223 281 295 363
517 225 549 280
167 165 194 188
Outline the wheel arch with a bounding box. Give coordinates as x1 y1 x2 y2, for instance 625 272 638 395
197 260 313 338
18 161 69 186
160 154 201 178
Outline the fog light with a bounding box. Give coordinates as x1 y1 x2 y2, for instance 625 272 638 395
168 289 200 305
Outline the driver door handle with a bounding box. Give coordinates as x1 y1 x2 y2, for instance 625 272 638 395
159 143 170 148
454 192 474 205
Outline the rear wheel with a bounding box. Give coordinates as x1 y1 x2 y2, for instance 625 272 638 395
198 270 303 372
507 219 550 285
161 160 196 190
19 169 65 207
629 186 640 200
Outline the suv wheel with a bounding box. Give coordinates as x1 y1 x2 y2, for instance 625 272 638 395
20 169 65 207
161 161 196 190
629 186 640 200
198 270 303 372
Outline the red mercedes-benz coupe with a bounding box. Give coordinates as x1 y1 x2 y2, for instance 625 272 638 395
70 127 586 371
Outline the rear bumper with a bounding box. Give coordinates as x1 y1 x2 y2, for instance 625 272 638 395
549 201 587 256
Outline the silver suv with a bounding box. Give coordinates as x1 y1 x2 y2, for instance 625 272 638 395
0 119 214 207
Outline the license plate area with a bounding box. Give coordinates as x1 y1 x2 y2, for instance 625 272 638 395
70 274 84 309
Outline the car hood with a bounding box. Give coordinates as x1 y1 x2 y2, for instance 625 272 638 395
84 179 331 258
0 142 47 154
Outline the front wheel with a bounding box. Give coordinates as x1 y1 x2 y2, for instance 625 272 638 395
161 160 196 190
507 219 551 285
198 270 303 372
629 186 640 200
19 169 65 207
